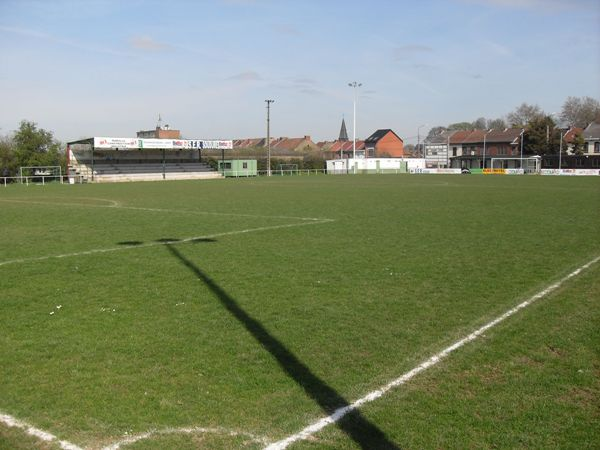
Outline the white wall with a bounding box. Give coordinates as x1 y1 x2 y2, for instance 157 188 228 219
326 158 426 173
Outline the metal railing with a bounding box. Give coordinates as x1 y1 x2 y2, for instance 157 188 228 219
1 175 86 187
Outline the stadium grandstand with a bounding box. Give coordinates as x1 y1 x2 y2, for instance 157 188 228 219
67 136 232 183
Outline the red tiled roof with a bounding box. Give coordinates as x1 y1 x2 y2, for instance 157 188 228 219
449 129 524 145
485 128 523 144
448 130 472 144
271 137 309 151
460 130 487 144
563 127 583 143
331 140 365 153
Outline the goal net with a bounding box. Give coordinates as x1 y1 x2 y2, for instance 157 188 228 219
277 164 299 176
19 166 63 184
490 157 540 174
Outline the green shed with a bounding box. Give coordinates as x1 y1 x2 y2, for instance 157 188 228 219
218 159 258 177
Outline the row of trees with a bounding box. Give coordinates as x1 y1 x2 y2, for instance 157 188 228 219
426 96 599 155
1 120 65 177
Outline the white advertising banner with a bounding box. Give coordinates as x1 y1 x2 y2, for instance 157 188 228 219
92 137 233 150
202 140 234 149
94 137 138 149
541 169 600 176
138 139 173 149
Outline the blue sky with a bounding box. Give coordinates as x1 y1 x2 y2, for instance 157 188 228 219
1 0 599 144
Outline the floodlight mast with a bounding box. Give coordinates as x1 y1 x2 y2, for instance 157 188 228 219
348 82 362 162
265 99 274 176
482 129 491 170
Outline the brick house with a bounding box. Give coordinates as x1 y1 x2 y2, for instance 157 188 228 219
364 129 405 157
582 121 600 155
449 128 524 169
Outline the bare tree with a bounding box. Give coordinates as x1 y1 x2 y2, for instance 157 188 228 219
472 117 487 129
560 96 600 128
507 103 544 127
487 118 507 130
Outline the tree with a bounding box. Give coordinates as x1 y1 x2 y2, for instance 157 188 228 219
560 96 600 128
524 115 560 155
507 103 544 127
13 120 64 171
0 137 16 177
487 118 507 130
471 117 487 129
426 126 447 139
404 143 416 155
447 122 472 131
569 131 586 155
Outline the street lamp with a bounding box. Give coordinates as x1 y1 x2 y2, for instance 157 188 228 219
417 124 427 159
348 81 362 162
265 99 274 176
559 128 564 172
520 128 525 171
482 129 491 170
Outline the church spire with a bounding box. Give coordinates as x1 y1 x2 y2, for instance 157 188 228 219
339 117 349 141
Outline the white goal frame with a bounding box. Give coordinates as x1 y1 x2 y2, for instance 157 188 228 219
19 166 63 184
490 157 540 173
277 163 299 176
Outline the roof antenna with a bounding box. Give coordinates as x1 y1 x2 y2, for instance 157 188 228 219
157 113 162 129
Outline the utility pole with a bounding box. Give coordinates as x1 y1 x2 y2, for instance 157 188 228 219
265 99 274 176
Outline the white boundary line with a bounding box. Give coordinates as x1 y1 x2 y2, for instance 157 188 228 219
0 197 325 222
102 426 270 449
0 412 82 450
0 219 334 268
264 254 600 450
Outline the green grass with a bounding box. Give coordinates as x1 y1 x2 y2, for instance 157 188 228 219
0 174 598 449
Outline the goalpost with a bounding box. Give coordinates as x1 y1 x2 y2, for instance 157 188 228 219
277 164 299 176
19 166 63 184
490 157 540 174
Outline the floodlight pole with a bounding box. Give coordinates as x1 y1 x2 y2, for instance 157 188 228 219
265 99 274 176
520 129 525 171
446 134 450 168
482 129 491 170
559 129 564 171
348 81 362 164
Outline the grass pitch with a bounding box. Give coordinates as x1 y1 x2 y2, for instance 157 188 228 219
0 174 599 449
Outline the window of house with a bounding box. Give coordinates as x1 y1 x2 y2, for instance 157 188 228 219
576 158 585 167
452 147 457 156
592 158 600 168
224 162 232 169
243 162 248 169
595 142 600 153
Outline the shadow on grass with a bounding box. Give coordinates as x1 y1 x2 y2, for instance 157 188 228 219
166 244 400 449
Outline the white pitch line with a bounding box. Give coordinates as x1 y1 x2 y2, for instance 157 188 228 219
0 411 83 450
102 425 270 449
265 254 600 450
0 197 325 222
0 219 334 268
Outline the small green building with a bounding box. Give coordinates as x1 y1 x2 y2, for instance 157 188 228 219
218 159 258 177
